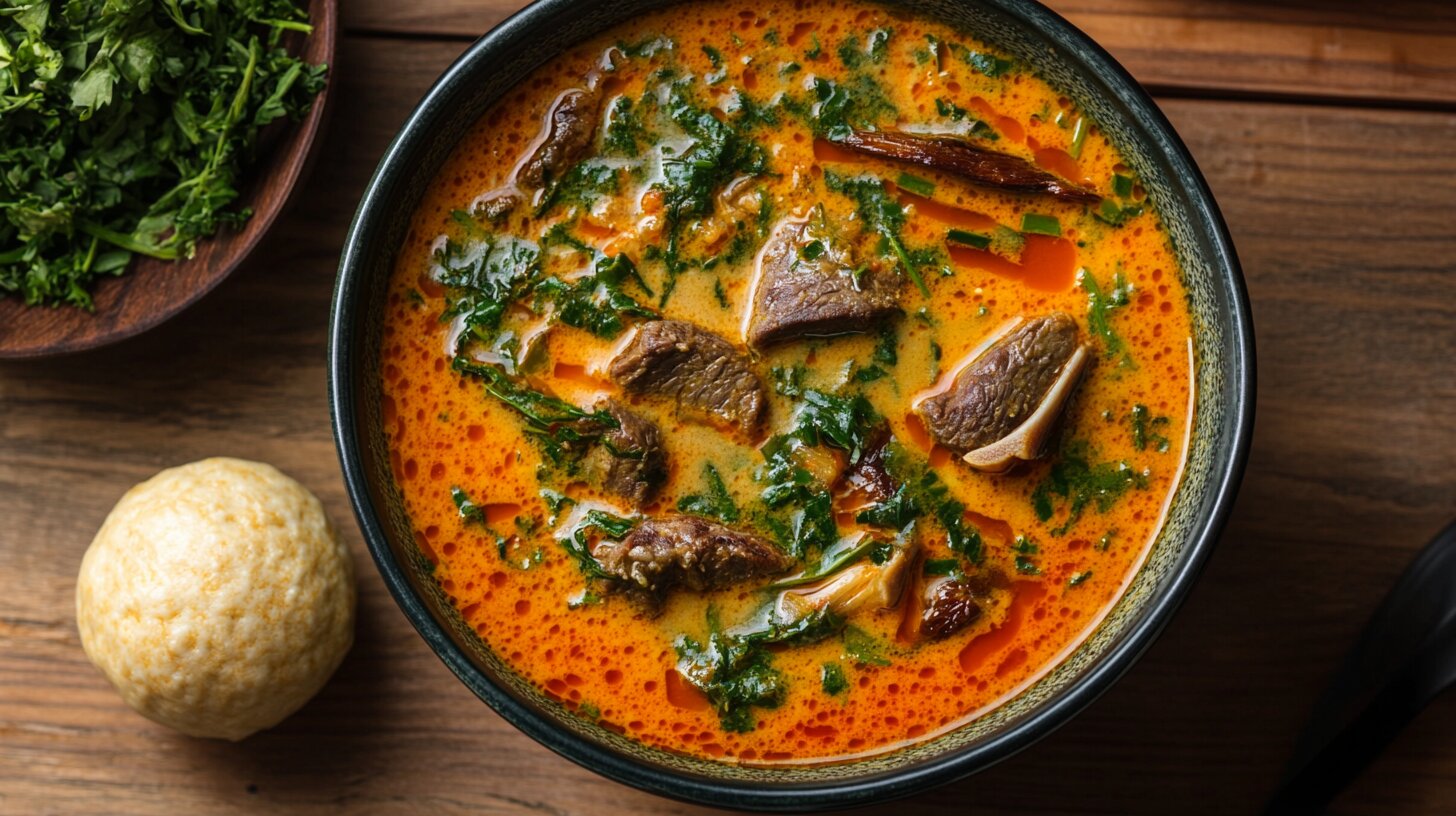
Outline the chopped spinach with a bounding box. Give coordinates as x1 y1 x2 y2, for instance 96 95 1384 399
1082 267 1135 366
1012 535 1042 575
561 509 636 580
1032 440 1149 535
533 253 656 339
821 662 849 695
1130 404 1172 453
842 625 891 666
675 607 842 732
825 171 931 297
678 463 740 523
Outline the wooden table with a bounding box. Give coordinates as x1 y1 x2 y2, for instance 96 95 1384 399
3 1 1454 813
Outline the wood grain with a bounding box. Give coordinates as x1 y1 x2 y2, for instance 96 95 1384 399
0 0 336 359
339 0 1456 106
2 24 1455 816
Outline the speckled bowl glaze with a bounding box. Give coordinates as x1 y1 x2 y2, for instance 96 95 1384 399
329 0 1254 809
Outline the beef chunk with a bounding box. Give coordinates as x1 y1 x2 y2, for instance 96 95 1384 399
608 320 767 435
921 577 986 640
837 129 1100 204
518 88 600 190
594 515 792 605
746 218 900 348
582 399 667 510
915 313 1086 464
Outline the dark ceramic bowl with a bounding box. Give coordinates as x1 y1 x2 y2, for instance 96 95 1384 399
330 0 1254 809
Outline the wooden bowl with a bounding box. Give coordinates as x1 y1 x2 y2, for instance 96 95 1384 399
0 0 337 359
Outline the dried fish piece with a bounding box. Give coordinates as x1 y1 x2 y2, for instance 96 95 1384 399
837 129 1100 204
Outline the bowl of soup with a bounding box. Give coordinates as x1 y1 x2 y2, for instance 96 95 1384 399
330 0 1253 808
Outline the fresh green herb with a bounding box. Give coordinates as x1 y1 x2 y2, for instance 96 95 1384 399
1097 529 1116 551
805 35 822 60
798 75 897 141
789 491 839 557
1094 198 1145 227
1032 440 1149 535
873 326 899 366
617 35 675 59
771 364 806 398
406 288 426 307
0 0 326 308
1012 535 1042 575
923 558 963 578
1020 213 1061 236
702 44 724 68
656 86 770 302
533 253 656 339
867 28 893 62
764 29 779 45
947 229 991 249
933 97 997 140
769 534 883 590
1082 267 1135 365
950 43 1014 77
837 36 865 69
896 172 936 198
676 607 841 731
602 96 650 157
540 488 575 524
1130 404 1172 453
799 239 826 260
453 358 618 469
821 662 849 695
842 625 891 666
536 160 621 215
451 486 485 524
852 365 888 383
793 389 882 465
678 464 740 523
712 278 730 309
1068 570 1093 587
561 509 636 580
1111 172 1135 199
437 234 542 356
861 446 982 564
825 172 930 297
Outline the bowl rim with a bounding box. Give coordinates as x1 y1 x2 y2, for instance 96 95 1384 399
328 0 1255 809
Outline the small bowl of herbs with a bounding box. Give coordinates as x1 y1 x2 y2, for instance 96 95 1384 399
0 0 335 357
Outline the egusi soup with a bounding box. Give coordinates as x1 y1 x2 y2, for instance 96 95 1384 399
381 0 1193 764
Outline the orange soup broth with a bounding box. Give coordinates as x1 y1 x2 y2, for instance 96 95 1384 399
380 0 1193 765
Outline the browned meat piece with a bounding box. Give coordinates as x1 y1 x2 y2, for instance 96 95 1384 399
594 515 792 605
472 189 521 222
837 129 1100 204
517 88 600 190
921 577 985 639
914 313 1089 471
837 426 894 507
746 218 900 348
581 399 668 510
608 320 767 435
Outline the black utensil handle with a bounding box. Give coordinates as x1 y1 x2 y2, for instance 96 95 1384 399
1264 615 1456 815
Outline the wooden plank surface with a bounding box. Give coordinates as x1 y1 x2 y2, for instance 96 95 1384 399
340 0 1456 106
3 13 1456 816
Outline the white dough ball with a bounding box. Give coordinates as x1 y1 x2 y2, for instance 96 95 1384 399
76 458 355 741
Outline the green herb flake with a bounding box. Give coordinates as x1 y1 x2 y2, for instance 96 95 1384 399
0 1 327 308
1082 267 1135 366
1068 570 1093 587
947 229 991 249
1111 173 1135 199
1068 115 1089 159
1020 213 1061 236
678 463 740 523
896 172 936 198
1130 404 1172 453
1032 441 1149 535
842 625 891 667
821 662 849 695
